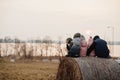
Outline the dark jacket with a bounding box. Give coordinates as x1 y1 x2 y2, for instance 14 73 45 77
87 38 110 58
69 45 80 57
66 42 73 57
68 37 81 57
66 42 73 51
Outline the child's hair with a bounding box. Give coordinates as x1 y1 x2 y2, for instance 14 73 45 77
93 35 100 40
66 37 72 44
81 35 85 40
73 33 81 38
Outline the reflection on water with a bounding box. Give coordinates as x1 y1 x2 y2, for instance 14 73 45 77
0 43 120 57
108 45 120 57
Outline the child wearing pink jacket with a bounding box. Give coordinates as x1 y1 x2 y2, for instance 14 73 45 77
87 36 95 57
80 36 87 57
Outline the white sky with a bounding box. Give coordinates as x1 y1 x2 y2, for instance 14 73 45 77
0 0 120 41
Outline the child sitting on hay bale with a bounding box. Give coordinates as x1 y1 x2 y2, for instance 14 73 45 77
65 33 88 57
68 33 82 57
80 37 87 57
65 37 73 57
87 36 95 57
87 35 110 58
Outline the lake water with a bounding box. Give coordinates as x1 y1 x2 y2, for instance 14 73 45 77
108 45 120 57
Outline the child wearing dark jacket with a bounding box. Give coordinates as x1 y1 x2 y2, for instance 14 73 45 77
87 35 110 58
69 33 81 57
65 37 73 57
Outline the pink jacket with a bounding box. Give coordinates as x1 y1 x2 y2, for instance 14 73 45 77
80 40 87 57
88 37 95 57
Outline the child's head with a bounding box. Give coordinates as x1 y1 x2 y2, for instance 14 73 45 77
90 36 92 38
66 37 72 44
73 33 81 38
81 35 85 40
93 35 100 40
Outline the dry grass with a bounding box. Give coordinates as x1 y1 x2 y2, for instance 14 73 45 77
0 59 59 80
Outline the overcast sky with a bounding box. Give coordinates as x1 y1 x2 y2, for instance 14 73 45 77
0 0 120 41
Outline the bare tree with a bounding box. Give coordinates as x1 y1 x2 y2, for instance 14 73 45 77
57 36 63 61
27 44 34 59
13 37 21 58
34 43 37 56
14 43 21 57
4 36 12 43
43 36 52 56
21 43 27 58
5 43 8 56
39 43 43 57
58 36 62 52
0 43 1 57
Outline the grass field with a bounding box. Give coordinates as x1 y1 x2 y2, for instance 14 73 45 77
0 59 59 80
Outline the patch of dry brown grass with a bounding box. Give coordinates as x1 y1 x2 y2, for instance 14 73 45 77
0 59 59 80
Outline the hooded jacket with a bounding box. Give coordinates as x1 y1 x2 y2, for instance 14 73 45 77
69 37 81 57
87 38 109 58
80 40 87 57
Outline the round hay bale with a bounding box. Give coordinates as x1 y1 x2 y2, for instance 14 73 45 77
56 57 120 80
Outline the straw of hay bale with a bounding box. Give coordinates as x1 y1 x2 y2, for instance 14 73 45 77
56 57 120 80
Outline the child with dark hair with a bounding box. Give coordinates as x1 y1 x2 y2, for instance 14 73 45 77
65 37 73 57
73 33 81 38
69 33 81 57
87 35 110 58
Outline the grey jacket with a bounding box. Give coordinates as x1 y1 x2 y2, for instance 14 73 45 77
72 37 81 47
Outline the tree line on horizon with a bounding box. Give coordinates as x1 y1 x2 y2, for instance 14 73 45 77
0 36 120 45
0 36 64 44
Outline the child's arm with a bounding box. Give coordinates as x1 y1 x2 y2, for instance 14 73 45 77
87 42 95 56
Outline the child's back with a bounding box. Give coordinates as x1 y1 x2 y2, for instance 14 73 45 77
69 33 81 57
80 40 87 57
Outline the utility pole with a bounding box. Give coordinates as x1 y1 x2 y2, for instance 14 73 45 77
107 26 114 56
